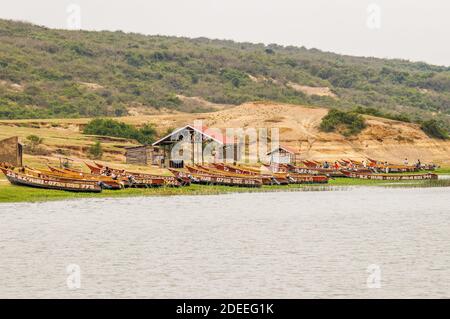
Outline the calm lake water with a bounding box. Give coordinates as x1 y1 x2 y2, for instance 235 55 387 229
0 187 449 298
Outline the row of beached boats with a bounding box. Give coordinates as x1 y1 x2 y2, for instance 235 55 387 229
301 158 436 173
0 163 182 193
0 159 438 193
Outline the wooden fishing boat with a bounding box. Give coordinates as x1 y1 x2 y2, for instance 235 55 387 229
88 165 166 188
45 166 125 190
262 163 336 180
204 164 265 179
85 162 103 174
212 163 277 184
92 162 189 186
348 159 363 166
302 160 320 168
264 163 290 173
211 163 260 176
180 166 263 187
304 167 346 177
211 163 288 185
262 164 331 184
367 158 381 165
287 173 329 184
86 162 188 187
369 165 416 173
0 162 14 169
170 169 262 187
284 164 340 177
365 159 419 173
199 164 287 185
385 165 419 173
284 164 321 175
127 176 165 188
24 167 122 190
341 170 438 180
421 164 437 171
185 165 260 181
0 167 102 193
263 161 338 179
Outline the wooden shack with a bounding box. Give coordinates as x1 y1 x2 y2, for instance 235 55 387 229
152 124 240 168
125 145 164 166
267 145 298 165
125 145 151 165
0 136 23 166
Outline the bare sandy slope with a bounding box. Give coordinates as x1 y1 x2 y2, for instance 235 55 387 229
205 102 450 165
1 101 449 165
135 101 450 165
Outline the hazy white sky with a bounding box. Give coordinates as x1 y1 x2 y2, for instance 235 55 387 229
1 0 449 66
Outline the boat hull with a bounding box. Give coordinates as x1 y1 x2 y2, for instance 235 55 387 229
211 163 289 185
45 166 124 190
87 162 187 187
1 168 102 193
288 174 329 184
341 170 438 181
171 168 262 187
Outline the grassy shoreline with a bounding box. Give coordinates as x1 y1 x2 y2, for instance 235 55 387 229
1 176 449 204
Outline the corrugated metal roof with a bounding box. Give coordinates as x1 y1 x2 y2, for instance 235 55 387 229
152 124 235 146
267 145 298 155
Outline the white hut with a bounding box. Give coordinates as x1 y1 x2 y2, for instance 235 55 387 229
267 145 298 165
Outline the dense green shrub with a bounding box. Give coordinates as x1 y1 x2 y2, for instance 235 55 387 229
137 124 157 145
421 119 449 139
220 68 249 88
353 106 411 123
88 141 103 159
24 134 48 155
83 118 157 144
320 109 366 136
26 134 43 145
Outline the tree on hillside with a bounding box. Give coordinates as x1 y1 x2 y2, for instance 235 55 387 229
421 119 449 139
88 141 103 159
26 134 43 146
24 134 47 155
320 109 366 136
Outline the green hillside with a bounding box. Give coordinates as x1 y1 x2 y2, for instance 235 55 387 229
0 19 449 124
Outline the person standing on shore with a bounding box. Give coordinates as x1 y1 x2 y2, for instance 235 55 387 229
334 161 339 170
